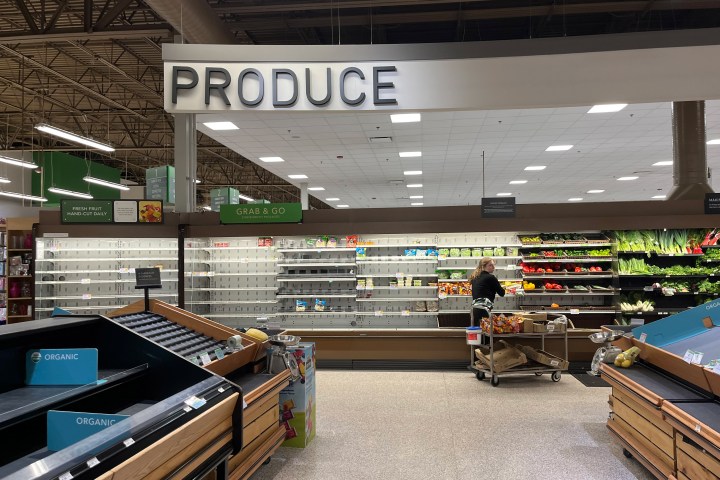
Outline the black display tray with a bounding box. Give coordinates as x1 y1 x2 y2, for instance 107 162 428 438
605 363 710 402
670 401 720 434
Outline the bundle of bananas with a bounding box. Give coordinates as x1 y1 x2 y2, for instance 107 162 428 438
614 346 641 368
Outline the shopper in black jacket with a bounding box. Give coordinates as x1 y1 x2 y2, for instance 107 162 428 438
470 257 505 323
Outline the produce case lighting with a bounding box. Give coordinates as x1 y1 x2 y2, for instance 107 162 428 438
496 192 512 196
48 187 93 199
588 104 627 113
35 123 115 152
0 155 37 169
399 151 422 158
707 139 720 145
509 180 527 184
0 191 47 202
83 176 130 191
617 176 639 181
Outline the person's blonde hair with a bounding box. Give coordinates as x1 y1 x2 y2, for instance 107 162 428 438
469 257 494 280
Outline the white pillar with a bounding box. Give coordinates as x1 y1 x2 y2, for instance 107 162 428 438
300 182 309 210
174 113 197 213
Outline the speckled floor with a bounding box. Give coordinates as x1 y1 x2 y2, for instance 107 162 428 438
250 370 654 480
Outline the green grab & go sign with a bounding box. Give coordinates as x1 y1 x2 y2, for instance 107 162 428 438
61 200 113 223
220 203 302 224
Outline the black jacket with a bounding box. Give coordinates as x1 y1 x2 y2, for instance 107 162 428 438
471 271 505 302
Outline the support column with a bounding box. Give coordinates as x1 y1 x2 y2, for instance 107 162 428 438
174 113 197 213
300 182 309 210
668 101 713 200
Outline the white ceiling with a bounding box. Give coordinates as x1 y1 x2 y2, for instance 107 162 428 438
197 101 720 208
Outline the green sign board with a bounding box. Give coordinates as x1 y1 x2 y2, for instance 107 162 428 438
220 203 302 224
61 200 114 223
145 166 175 204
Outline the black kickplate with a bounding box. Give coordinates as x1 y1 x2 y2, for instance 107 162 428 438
572 373 610 387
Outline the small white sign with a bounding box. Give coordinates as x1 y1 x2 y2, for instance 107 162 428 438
119 267 129 273
184 396 207 409
712 362 720 375
123 438 135 447
80 278 91 284
694 351 705 365
87 457 100 468
208 271 215 277
82 293 92 300
243 398 248 409
401 310 411 316
695 424 702 433
438 255 447 260
684 350 694 363
129 268 136 273
374 310 384 317
639 333 648 343
570 309 580 315
438 293 447 300
240 258 249 263
59 472 73 480
200 352 212 365
114 201 138 223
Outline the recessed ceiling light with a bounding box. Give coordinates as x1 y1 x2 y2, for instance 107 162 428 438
407 184 423 188
409 195 423 199
411 202 424 206
404 170 422 176
588 104 628 113
496 192 512 197
653 161 673 166
399 151 422 158
391 113 421 123
203 121 239 131
326 197 340 201
337 204 349 208
587 190 605 194
524 165 546 171
707 139 720 145
617 176 639 181
259 156 284 163
509 180 527 185
652 195 667 199
568 197 583 202
288 174 308 179
308 187 325 191
545 145 573 151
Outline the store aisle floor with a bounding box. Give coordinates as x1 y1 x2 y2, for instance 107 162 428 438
250 370 653 480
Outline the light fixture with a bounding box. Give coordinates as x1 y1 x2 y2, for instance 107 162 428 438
326 197 340 201
0 191 47 202
83 176 130 191
588 104 628 113
48 187 93 199
509 180 527 185
652 195 667 199
238 194 254 201
308 187 325 191
411 202 424 206
587 190 605 194
496 192 512 197
195 179 201 184
35 123 114 152
568 197 583 202
0 177 10 184
337 204 349 208
404 170 422 176
652 161 673 166
203 121 238 131
409 195 423 199
545 145 573 152
617 176 639 181
524 165 546 171
707 139 720 145
288 174 308 179
407 184 423 188
390 113 421 123
399 151 422 158
202 206 212 211
0 154 37 169
259 156 285 163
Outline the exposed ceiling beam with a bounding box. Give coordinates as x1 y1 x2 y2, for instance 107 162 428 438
213 0 495 15
0 27 172 44
15 0 39 33
94 0 135 31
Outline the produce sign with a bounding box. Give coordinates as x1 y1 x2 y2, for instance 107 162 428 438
61 199 163 224
220 203 302 224
481 197 515 218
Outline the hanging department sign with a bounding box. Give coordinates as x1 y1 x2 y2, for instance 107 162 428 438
220 203 302 224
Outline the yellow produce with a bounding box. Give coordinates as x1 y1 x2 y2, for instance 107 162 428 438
245 328 269 342
614 353 625 367
615 347 641 368
621 360 632 368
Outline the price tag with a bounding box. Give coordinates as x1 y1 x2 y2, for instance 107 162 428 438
183 405 193 412
643 286 654 292
684 350 696 363
438 255 447 260
243 398 248 409
547 323 556 332
401 310 411 316
207 271 215 277
693 351 705 365
639 333 648 343
374 310 384 317
190 356 200 365
356 285 364 290
366 285 374 291
200 352 212 365
82 293 92 300
123 438 135 447
129 268 136 273
80 278 91 284
119 267 129 273
87 457 100 468
214 348 225 360
712 362 720 375
506 265 518 271
59 472 73 480
695 424 702 433
438 293 447 300
570 309 580 315
218 386 225 393
184 396 207 409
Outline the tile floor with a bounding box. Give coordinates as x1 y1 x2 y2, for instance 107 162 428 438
251 370 654 480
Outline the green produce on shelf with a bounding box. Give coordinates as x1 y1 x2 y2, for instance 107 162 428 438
615 229 707 255
697 279 720 295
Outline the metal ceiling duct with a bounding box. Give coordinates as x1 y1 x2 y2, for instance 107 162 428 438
668 101 714 200
144 0 236 45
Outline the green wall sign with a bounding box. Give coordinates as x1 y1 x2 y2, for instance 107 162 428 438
220 203 302 224
61 200 114 223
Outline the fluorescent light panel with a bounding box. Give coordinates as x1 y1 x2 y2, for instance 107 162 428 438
568 197 583 202
202 206 212 211
259 156 284 163
308 187 325 191
326 197 340 201
83 176 130 191
288 174 308 179
652 195 667 199
588 104 628 113
653 161 673 166
617 176 639 181
524 165 546 171
399 151 422 158
35 123 114 152
411 202 423 206
707 139 720 145
48 187 93 199
203 121 238 130
0 191 47 202
0 177 9 184
407 184 423 188
238 194 254 201
509 180 527 185
409 195 423 199
496 192 512 196
545 145 573 151
587 190 605 194
0 155 37 169
404 170 422 176
390 113 421 123
337 204 349 208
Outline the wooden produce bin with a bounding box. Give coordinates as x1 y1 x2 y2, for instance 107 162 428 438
662 401 720 480
109 300 290 480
